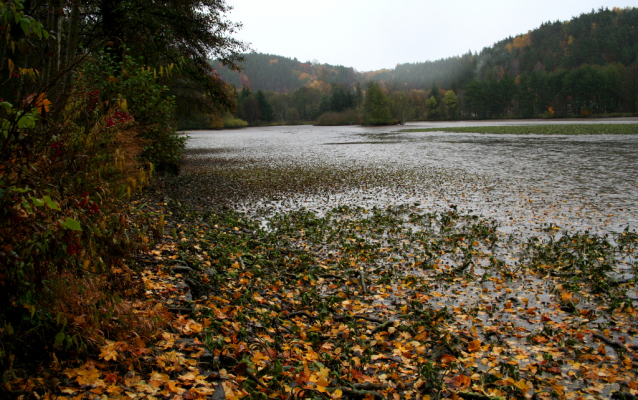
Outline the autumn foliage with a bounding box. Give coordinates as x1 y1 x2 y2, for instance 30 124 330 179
0 0 184 378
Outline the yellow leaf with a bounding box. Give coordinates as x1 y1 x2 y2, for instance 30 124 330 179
8 59 14 74
99 341 119 361
332 388 343 398
440 354 456 364
150 372 170 387
72 364 101 385
514 379 530 394
178 371 199 381
26 92 52 114
185 319 204 333
316 367 331 386
561 291 573 302
622 357 633 370
106 385 123 394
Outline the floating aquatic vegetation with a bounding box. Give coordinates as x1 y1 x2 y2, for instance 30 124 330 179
146 125 638 399
399 124 638 135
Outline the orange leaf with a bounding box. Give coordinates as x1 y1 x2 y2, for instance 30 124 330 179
451 374 471 389
440 354 456 364
467 339 481 352
168 381 185 394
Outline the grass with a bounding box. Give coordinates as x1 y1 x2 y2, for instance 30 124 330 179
400 123 638 135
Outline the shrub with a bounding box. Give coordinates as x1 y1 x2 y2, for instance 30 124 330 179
314 109 360 126
223 114 249 128
0 47 175 369
79 49 185 174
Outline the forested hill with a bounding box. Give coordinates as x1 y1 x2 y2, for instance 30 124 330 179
213 53 358 93
215 7 638 93
384 6 638 91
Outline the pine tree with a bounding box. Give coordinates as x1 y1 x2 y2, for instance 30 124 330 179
255 90 275 123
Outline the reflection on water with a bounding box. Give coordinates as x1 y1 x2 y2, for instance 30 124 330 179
185 119 638 235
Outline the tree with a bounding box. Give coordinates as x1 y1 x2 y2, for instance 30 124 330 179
389 91 413 124
429 84 441 102
290 86 322 121
286 107 300 124
318 93 331 116
362 81 394 125
425 96 439 119
622 64 638 113
329 83 356 112
238 96 261 124
515 73 536 117
441 90 459 119
255 90 274 123
355 82 364 108
84 0 247 115
0 0 247 133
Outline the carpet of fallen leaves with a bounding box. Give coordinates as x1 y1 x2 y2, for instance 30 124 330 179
21 191 636 400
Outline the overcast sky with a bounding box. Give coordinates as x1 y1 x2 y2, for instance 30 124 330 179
227 1 637 71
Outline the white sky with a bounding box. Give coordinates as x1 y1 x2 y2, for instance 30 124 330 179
227 1 637 72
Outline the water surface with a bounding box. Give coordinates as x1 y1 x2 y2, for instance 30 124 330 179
185 119 638 235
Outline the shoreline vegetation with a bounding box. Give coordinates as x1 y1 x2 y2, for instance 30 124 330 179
400 123 638 135
180 116 638 131
180 111 638 130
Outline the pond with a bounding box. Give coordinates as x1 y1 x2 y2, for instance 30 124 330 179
169 119 638 398
184 119 638 235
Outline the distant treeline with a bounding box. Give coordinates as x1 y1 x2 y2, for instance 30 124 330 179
181 6 638 128
214 53 358 94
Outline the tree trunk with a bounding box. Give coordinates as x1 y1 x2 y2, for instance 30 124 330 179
64 0 80 67
45 0 62 94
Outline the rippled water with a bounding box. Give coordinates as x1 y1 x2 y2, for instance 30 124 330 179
185 119 638 236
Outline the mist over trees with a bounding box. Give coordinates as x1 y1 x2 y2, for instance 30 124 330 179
214 53 358 93
201 6 638 128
